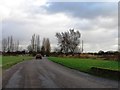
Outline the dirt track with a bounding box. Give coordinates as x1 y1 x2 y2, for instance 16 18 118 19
2 57 119 88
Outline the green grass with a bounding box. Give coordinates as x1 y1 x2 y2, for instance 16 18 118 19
2 56 33 69
48 57 120 79
0 56 2 66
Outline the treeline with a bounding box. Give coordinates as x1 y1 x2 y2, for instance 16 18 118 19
2 34 51 56
84 51 119 61
2 29 83 56
2 36 19 53
96 50 119 55
27 34 51 56
27 34 40 53
2 28 119 57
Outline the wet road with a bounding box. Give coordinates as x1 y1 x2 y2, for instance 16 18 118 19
0 67 2 89
2 57 119 88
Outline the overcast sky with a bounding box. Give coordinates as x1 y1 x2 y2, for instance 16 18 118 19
0 0 118 52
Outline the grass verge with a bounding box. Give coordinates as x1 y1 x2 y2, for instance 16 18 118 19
48 57 120 80
2 56 33 69
0 56 2 66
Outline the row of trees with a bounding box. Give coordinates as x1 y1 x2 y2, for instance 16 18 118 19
2 36 19 53
27 34 51 56
2 29 82 56
27 34 40 53
2 34 51 56
97 50 119 55
41 38 51 56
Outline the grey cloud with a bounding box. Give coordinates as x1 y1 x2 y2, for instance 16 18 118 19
2 18 118 52
70 15 117 33
1 2 118 52
2 18 70 50
42 2 117 19
2 19 33 43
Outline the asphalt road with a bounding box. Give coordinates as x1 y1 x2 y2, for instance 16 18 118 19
0 67 2 89
2 57 119 88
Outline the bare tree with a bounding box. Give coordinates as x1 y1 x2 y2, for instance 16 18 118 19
56 29 81 55
69 29 81 54
2 38 7 52
2 36 20 53
9 36 15 52
16 40 19 51
7 36 10 52
56 32 69 54
14 40 19 52
41 38 46 56
31 34 35 52
45 38 51 56
28 34 40 53
36 35 40 52
41 38 51 56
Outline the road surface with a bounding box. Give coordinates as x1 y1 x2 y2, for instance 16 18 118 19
2 57 119 88
0 67 2 89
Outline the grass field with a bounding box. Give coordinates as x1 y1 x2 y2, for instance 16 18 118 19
2 56 33 69
48 57 119 79
0 56 2 66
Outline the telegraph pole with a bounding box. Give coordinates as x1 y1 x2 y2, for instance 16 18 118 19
82 40 83 53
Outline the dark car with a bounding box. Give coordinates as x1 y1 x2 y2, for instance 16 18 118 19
35 54 42 59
